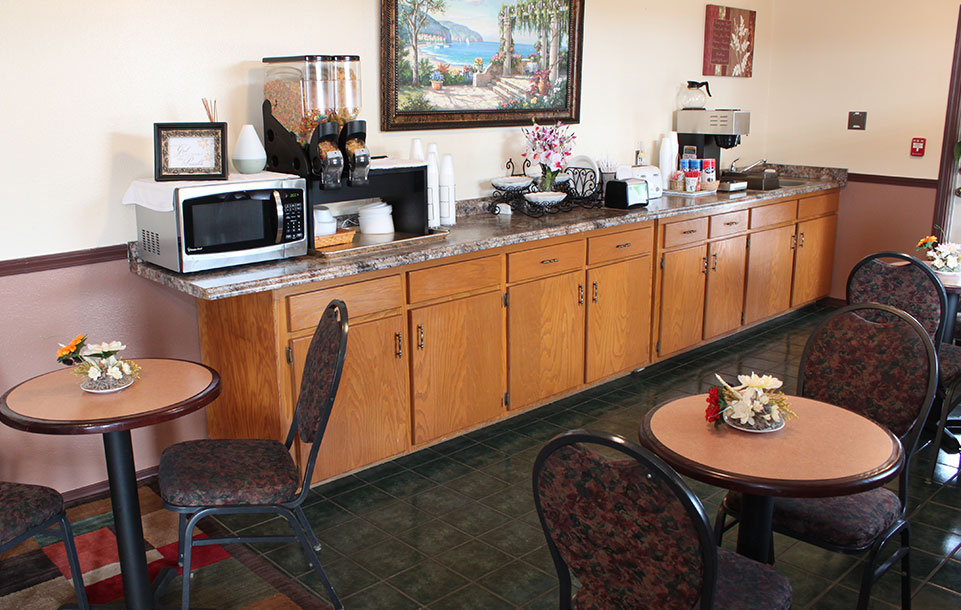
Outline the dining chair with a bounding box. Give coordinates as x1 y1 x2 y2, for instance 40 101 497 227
714 303 938 610
158 299 348 610
533 429 792 609
0 481 89 609
845 250 961 479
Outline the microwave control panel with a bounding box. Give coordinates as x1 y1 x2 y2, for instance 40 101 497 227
281 189 305 242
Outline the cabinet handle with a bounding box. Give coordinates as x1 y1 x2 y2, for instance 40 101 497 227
790 234 797 250
578 284 584 305
592 281 598 303
615 242 632 249
682 229 698 235
799 232 805 247
723 220 739 226
395 332 403 358
702 257 708 274
417 324 425 350
541 258 559 264
712 252 718 271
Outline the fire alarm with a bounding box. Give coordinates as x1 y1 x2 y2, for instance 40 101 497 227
911 138 926 157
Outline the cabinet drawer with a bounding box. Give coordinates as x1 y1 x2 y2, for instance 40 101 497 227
408 255 502 303
508 239 585 283
288 275 402 332
750 201 797 229
662 217 709 249
710 210 749 238
588 226 653 265
798 193 839 219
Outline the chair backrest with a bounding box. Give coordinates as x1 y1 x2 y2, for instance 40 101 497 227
846 251 948 347
286 299 348 453
532 430 717 610
798 303 937 456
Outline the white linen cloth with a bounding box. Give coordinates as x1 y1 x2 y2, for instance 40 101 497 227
121 171 300 212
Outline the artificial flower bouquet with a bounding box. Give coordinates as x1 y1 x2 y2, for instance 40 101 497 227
705 372 795 431
917 235 961 274
521 120 575 192
56 334 141 391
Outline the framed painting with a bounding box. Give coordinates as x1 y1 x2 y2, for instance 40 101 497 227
381 0 584 130
703 4 756 78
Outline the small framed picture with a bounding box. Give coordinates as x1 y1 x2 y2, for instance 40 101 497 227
153 122 228 181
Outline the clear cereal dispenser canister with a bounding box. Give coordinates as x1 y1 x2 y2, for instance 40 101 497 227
329 55 362 126
262 55 335 147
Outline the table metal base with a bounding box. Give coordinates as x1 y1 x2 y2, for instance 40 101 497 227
737 494 774 564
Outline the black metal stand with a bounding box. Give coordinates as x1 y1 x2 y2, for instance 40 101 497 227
737 494 775 564
488 158 604 218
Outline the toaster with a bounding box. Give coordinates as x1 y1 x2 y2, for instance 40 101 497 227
631 165 663 198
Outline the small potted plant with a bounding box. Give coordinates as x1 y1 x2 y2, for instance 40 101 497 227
430 71 444 90
521 120 575 192
57 334 141 393
705 372 795 432
918 234 961 280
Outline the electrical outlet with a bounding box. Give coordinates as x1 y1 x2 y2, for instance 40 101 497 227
848 111 867 130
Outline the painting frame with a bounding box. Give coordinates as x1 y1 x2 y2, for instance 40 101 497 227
153 122 228 181
380 0 584 131
702 4 756 78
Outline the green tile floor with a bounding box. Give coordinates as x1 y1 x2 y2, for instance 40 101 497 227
214 303 961 608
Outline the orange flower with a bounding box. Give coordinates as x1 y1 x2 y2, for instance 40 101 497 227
56 333 85 359
918 235 938 249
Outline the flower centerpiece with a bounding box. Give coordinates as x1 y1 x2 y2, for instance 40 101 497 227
705 373 796 432
521 120 575 192
917 235 961 278
56 334 141 393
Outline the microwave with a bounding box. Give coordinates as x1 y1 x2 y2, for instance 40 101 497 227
135 177 307 273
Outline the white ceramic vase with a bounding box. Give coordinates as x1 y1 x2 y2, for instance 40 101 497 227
232 124 267 174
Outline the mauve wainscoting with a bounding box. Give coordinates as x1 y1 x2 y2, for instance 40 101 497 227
0 257 203 498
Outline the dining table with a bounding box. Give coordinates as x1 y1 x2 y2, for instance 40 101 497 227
0 358 220 610
638 394 904 563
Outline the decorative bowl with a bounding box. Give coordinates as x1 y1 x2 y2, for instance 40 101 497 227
491 176 533 191
723 411 785 433
524 191 567 206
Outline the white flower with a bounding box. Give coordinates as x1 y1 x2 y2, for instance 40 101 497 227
730 399 755 425
948 255 959 270
105 355 118 367
106 341 125 352
736 372 783 391
121 362 132 375
107 366 123 380
87 366 101 380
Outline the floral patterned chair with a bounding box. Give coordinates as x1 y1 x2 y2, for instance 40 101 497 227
715 303 938 610
0 480 88 609
845 251 961 480
533 429 792 609
158 299 348 610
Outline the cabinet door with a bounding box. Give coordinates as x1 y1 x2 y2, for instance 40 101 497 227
657 245 707 357
586 257 652 383
792 215 838 306
704 235 747 340
410 291 505 444
509 270 586 409
744 225 796 324
291 315 410 483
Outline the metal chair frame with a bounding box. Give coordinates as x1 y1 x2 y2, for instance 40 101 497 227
532 429 719 609
0 499 89 609
714 303 938 610
162 299 349 610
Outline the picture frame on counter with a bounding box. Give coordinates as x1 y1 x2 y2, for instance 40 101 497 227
153 122 228 181
380 0 584 131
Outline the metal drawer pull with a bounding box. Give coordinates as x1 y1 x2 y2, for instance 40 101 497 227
592 281 598 303
395 333 403 358
702 257 708 274
541 258 559 264
615 242 632 249
712 253 718 271
578 284 584 305
790 235 797 250
682 229 698 235
417 325 425 350
799 232 805 247
723 220 739 226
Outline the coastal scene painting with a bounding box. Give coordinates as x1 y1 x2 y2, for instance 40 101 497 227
381 0 584 130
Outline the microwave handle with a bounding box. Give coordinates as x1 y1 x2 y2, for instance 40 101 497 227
273 190 284 244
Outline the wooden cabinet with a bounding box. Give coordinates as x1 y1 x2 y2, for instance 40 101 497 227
509 269 585 409
792 210 838 306
743 224 796 325
657 245 707 357
291 314 409 483
410 290 505 444
704 235 747 339
586 257 651 383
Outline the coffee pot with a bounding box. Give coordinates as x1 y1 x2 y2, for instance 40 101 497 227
677 80 712 110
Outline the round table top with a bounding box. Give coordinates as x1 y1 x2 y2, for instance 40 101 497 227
0 358 221 435
638 394 903 497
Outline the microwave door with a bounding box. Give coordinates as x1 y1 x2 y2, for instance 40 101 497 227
273 190 284 244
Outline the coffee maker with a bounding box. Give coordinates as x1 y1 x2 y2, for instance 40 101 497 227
673 109 751 171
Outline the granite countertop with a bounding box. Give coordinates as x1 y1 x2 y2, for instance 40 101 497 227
129 179 840 301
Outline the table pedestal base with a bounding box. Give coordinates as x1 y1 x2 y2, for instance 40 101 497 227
736 494 774 564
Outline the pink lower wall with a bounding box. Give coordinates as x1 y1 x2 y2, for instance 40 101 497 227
830 181 937 299
0 259 205 495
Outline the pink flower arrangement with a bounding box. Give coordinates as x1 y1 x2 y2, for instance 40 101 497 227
521 121 575 170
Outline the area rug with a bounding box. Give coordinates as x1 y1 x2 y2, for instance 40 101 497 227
0 482 328 609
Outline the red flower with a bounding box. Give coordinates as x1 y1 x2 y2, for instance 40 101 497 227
705 403 720 423
705 386 722 423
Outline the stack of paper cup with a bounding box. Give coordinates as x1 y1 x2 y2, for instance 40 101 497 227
426 152 440 229
439 154 455 226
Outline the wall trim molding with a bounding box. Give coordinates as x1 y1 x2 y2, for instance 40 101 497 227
0 244 128 278
62 466 158 505
847 173 938 189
